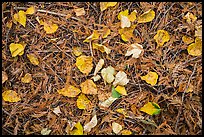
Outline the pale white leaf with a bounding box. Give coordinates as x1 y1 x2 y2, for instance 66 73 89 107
84 115 98 132
94 59 104 75
41 128 51 135
53 106 62 116
112 122 122 134
121 15 131 28
125 43 143 58
101 66 115 84
92 75 101 82
113 71 129 86
99 96 117 108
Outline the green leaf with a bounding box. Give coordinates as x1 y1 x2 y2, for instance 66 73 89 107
111 86 121 98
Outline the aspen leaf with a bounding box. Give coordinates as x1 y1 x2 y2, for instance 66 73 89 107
113 71 129 86
178 83 194 93
2 71 8 84
94 59 104 75
73 46 82 56
92 75 101 82
102 28 111 38
154 30 170 47
21 73 32 83
187 37 202 56
41 128 51 135
119 25 136 42
70 122 83 135
57 85 81 97
116 108 128 117
77 93 91 109
26 6 35 15
121 129 132 135
117 9 129 20
76 55 93 75
83 30 100 43
43 21 58 34
74 8 85 16
101 66 115 84
99 96 117 108
2 90 21 102
112 86 121 98
125 43 144 58
27 54 39 66
137 9 155 23
112 122 122 134
9 43 25 57
140 71 158 86
182 35 194 44
183 12 197 24
6 21 13 29
140 102 161 116
121 15 131 28
53 106 62 116
115 85 127 95
84 115 97 132
118 10 137 28
92 43 111 54
128 10 137 22
80 79 97 95
13 10 26 27
100 2 117 11
195 25 202 40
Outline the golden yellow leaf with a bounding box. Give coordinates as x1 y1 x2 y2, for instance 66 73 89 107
137 9 155 23
117 9 129 20
115 86 127 95
2 71 8 84
43 21 58 34
187 37 202 56
92 43 111 54
121 129 132 135
73 46 82 56
101 66 115 84
116 108 128 117
128 10 137 22
57 85 81 97
182 35 194 44
154 30 170 47
141 71 158 86
2 90 21 102
140 102 161 115
13 10 26 27
112 122 122 134
102 28 111 38
100 2 117 11
21 73 32 83
125 43 144 58
77 93 91 109
119 25 136 42
178 83 194 93
83 30 100 43
80 79 97 95
76 55 93 75
74 8 85 16
27 54 39 66
183 12 197 24
6 21 13 29
26 6 35 15
9 43 25 57
70 122 83 135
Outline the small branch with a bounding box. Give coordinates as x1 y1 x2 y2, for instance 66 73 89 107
89 41 94 57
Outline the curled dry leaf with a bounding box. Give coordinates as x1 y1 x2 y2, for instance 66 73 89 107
57 85 81 97
125 43 144 58
26 6 35 15
84 115 98 132
53 106 62 116
41 128 51 135
140 102 161 116
13 10 26 27
94 59 104 75
115 85 127 96
137 9 155 23
74 8 85 16
76 55 93 75
113 71 129 87
187 37 202 56
77 93 91 109
154 30 170 47
2 90 21 102
80 79 97 94
140 71 158 86
101 66 115 84
73 46 82 56
27 54 39 66
112 122 123 134
2 71 8 84
183 12 197 24
92 43 111 54
100 2 117 11
9 43 25 57
83 30 100 43
21 73 32 83
70 122 83 135
99 96 117 108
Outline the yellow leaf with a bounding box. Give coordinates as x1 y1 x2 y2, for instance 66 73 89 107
73 46 82 56
2 71 8 84
21 73 32 83
94 59 104 75
128 10 137 22
100 2 117 11
116 108 128 117
121 129 132 135
178 83 194 93
70 122 83 135
182 35 194 44
92 43 111 54
2 90 21 102
118 9 129 20
141 71 158 86
84 115 97 132
27 54 39 66
125 43 144 58
112 122 122 134
43 21 58 34
154 30 170 47
119 25 136 42
80 79 97 95
57 85 81 97
183 12 197 24
115 86 127 95
83 30 100 43
9 43 25 57
6 21 13 29
102 28 111 38
77 93 91 109
137 9 155 23
101 66 115 84
13 10 26 27
113 71 129 86
140 102 161 115
26 6 35 15
187 37 202 56
74 8 85 16
76 55 93 75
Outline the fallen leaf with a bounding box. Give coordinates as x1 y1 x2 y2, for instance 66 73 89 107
178 83 194 93
115 85 127 95
2 71 8 84
21 73 32 83
119 25 136 42
57 85 81 97
137 9 155 23
94 59 104 75
76 55 93 75
128 10 137 22
101 66 115 84
195 25 202 40
36 16 44 25
84 115 97 132
154 30 170 47
183 12 197 24
102 28 111 38
100 2 117 11
118 10 137 28
83 30 100 43
182 35 194 44
6 21 13 29
77 93 91 109
140 71 158 86
121 15 131 28
70 122 83 135
13 10 26 27
74 8 85 16
26 6 35 15
116 108 128 117
43 21 58 34
99 96 117 108
92 43 111 54
53 106 62 116
112 86 121 98
125 43 144 58
27 54 39 66
80 79 98 95
9 43 25 57
2 90 21 102
92 75 101 82
113 71 129 86
41 128 51 135
187 37 202 56
73 46 83 56
121 129 132 135
140 102 161 116
112 122 122 134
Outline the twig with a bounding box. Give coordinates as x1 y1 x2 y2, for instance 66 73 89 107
89 41 94 57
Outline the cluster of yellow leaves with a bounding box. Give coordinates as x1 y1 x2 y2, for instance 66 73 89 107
2 90 21 102
76 55 93 75
21 73 32 83
154 30 170 47
118 9 137 28
100 2 117 11
140 102 161 116
187 37 202 56
141 71 158 86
